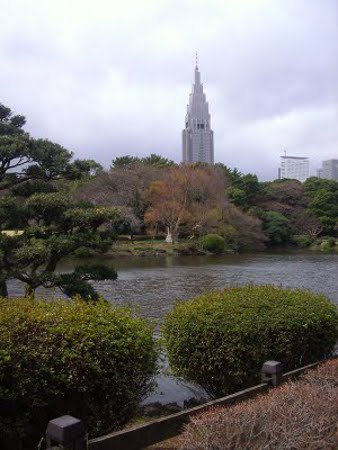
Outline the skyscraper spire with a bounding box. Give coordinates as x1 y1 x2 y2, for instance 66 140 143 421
182 56 214 164
194 52 200 84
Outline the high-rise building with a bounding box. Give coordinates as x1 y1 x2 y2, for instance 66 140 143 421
279 155 309 182
318 159 338 180
182 57 214 164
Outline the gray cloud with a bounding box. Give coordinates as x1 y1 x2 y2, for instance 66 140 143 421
0 0 337 180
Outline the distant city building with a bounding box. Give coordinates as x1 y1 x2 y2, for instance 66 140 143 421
279 155 309 182
317 159 338 180
182 56 214 164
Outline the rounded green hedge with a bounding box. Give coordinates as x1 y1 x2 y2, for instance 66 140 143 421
200 234 225 253
162 285 338 398
0 298 157 447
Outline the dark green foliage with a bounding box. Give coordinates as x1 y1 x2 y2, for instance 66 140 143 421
11 179 58 197
309 189 338 218
27 139 73 181
0 298 157 447
304 177 338 236
318 216 337 236
111 155 140 168
214 164 242 184
0 190 118 300
227 186 247 207
64 158 103 179
262 211 291 245
0 192 119 299
57 264 118 300
326 237 336 247
141 153 174 167
0 102 119 298
200 234 225 253
292 235 314 248
0 103 26 136
320 238 336 251
111 153 174 169
0 135 75 191
162 285 338 398
73 246 92 257
0 102 102 192
219 166 261 210
304 177 338 199
0 103 12 121
0 135 32 189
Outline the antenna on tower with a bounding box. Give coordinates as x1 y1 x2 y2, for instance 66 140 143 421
195 51 198 69
284 149 287 157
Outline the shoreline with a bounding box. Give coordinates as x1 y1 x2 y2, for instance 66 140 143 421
79 238 338 259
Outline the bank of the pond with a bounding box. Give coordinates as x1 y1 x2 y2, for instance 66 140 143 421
82 237 338 259
113 241 196 257
106 240 214 257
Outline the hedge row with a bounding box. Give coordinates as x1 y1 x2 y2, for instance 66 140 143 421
0 299 157 448
0 285 337 448
162 285 338 397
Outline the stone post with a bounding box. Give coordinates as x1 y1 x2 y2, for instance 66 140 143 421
46 415 86 450
261 360 283 387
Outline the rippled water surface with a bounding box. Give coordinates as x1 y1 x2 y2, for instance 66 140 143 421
7 251 338 404
9 251 338 320
103 252 338 323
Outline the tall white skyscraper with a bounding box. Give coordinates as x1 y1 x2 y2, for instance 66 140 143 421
279 155 309 182
182 57 214 164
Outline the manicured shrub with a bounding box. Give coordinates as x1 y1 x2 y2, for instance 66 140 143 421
0 298 157 448
162 285 338 398
179 359 338 450
200 234 225 253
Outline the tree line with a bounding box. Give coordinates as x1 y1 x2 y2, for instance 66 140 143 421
1 101 337 298
77 154 338 247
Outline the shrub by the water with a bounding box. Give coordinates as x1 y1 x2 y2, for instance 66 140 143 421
0 298 157 448
292 234 314 248
321 238 336 251
200 234 225 253
162 285 338 398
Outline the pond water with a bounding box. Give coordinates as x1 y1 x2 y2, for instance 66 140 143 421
7 251 338 405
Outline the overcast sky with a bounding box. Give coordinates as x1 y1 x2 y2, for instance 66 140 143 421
1 0 337 180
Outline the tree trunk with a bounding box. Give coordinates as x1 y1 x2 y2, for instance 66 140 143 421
165 227 173 243
0 279 8 298
25 284 35 299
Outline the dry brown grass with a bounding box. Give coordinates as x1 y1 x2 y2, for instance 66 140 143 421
177 359 338 450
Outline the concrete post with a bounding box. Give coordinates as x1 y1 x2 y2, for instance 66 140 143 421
46 415 87 450
261 360 283 387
